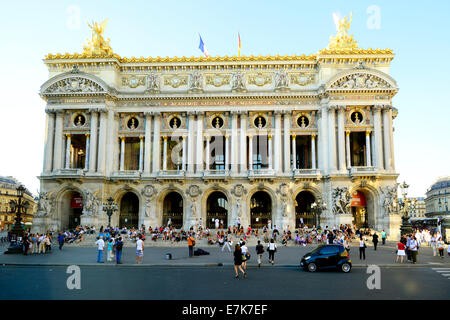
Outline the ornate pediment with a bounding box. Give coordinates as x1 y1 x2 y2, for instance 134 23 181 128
44 77 106 94
330 72 391 89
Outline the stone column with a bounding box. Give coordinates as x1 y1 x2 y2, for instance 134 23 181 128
231 111 238 173
152 113 161 173
268 134 273 170
373 106 384 170
345 130 351 168
205 135 210 170
187 112 195 173
162 136 168 171
311 134 316 169
84 134 90 171
182 135 187 171
382 106 392 171
248 135 253 170
274 111 282 173
337 106 346 172
65 134 72 169
283 111 291 173
105 109 117 175
240 112 247 173
318 105 328 174
139 136 144 171
143 112 152 174
97 110 107 174
291 135 297 170
327 106 337 173
53 111 64 171
119 136 125 171
43 110 55 173
88 111 98 172
365 130 372 167
196 112 204 172
225 135 230 171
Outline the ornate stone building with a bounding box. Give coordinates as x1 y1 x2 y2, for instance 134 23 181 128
33 17 402 239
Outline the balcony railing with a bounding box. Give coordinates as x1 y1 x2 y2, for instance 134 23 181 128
203 169 229 179
349 166 376 174
158 170 186 179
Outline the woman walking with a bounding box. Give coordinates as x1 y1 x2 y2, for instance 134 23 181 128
359 236 366 260
234 244 246 278
396 240 406 263
268 239 277 265
241 241 249 271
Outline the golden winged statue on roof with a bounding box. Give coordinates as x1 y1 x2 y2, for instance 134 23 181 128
328 12 358 50
83 19 113 55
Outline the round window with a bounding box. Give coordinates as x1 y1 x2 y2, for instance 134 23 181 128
212 117 224 129
297 116 309 128
74 114 86 127
351 112 363 124
169 117 181 129
127 117 139 130
254 116 267 128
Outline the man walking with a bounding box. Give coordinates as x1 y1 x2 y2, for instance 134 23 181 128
409 235 418 264
115 237 124 264
381 230 386 245
256 240 264 268
57 232 65 250
136 234 144 264
188 233 195 258
95 236 105 263
372 232 379 250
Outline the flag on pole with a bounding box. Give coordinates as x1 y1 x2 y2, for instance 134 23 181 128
238 32 241 57
198 34 209 57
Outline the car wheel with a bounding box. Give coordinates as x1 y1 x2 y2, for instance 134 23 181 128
307 262 317 272
341 263 351 273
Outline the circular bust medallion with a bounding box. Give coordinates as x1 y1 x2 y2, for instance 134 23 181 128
255 75 265 86
171 77 180 87
74 114 86 127
127 117 139 130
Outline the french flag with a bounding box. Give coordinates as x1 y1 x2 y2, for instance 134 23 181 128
198 34 209 58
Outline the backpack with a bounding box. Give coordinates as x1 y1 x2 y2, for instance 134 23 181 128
116 241 123 250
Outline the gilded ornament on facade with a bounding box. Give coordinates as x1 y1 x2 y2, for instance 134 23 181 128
247 72 272 87
290 73 315 86
83 19 113 56
330 73 390 89
206 74 231 87
45 77 104 94
122 76 146 88
164 74 188 88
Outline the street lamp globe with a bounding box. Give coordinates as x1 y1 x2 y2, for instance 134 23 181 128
16 185 25 198
399 181 409 197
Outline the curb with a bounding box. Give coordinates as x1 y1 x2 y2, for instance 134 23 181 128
1 262 449 268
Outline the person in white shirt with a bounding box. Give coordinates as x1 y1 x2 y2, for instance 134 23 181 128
431 234 437 256
215 218 220 230
241 241 249 271
38 234 46 254
268 239 277 265
222 234 232 252
95 236 105 263
136 234 144 264
409 236 418 264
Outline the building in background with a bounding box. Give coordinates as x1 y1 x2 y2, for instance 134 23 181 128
34 15 402 239
425 176 450 241
0 176 37 231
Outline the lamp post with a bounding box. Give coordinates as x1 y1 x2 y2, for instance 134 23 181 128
102 197 118 228
5 185 30 254
311 199 327 229
399 181 413 236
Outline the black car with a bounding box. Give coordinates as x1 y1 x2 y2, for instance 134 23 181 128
300 244 352 273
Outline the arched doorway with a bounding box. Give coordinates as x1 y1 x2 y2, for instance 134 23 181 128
206 191 228 229
250 191 272 229
163 192 183 228
295 191 315 228
351 190 369 229
60 191 83 230
119 192 139 228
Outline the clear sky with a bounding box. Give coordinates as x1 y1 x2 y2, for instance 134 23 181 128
0 0 449 197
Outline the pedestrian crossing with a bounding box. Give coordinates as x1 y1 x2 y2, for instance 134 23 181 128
432 268 450 280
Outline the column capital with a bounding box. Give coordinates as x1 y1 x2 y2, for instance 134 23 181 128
268 134 272 139
153 111 161 117
45 108 56 115
195 111 205 116
225 135 229 140
366 130 372 136
119 136 126 141
144 111 153 117
337 105 346 112
311 133 316 139
187 111 196 117
139 136 144 141
65 133 71 138
231 110 239 116
345 130 351 136
381 104 393 111
163 136 168 141
205 135 210 141
327 105 338 112
372 105 383 112
291 134 296 140
247 134 252 139
85 133 90 138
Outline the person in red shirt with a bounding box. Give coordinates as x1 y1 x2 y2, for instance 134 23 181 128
396 241 406 263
